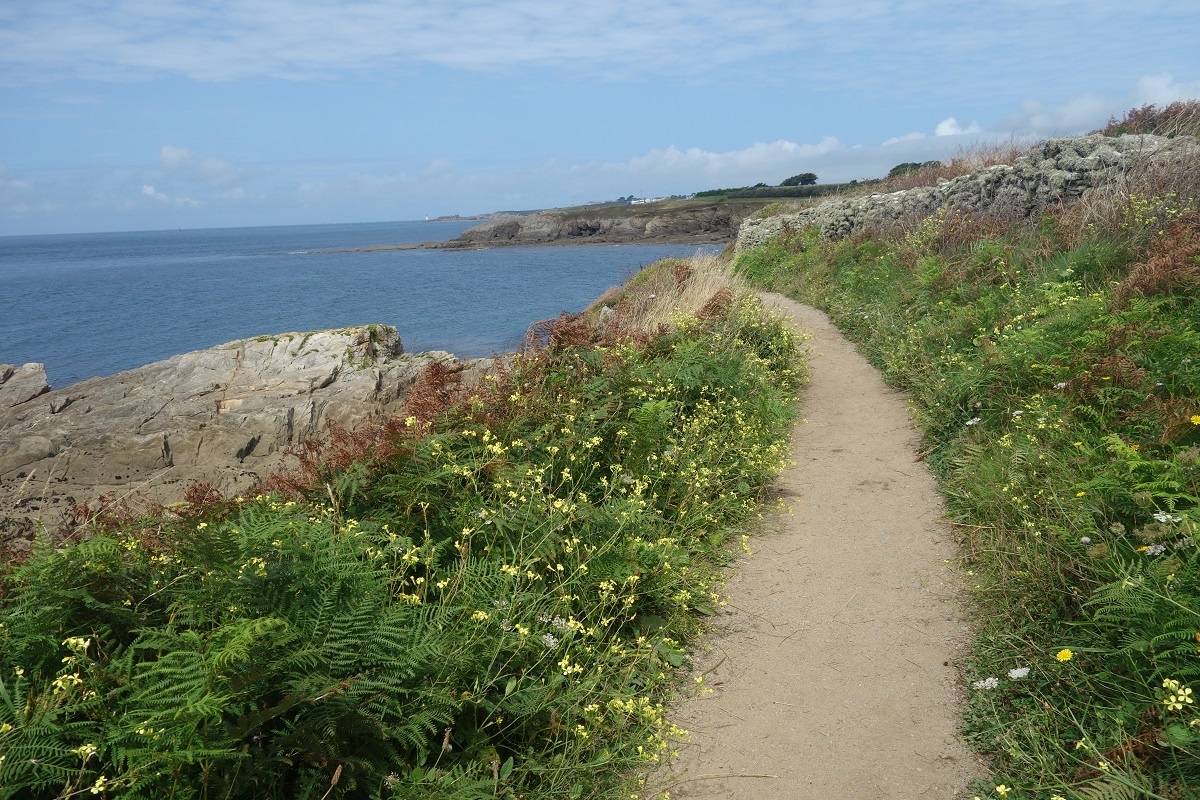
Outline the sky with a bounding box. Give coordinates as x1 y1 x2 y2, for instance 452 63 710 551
2 1 1199 236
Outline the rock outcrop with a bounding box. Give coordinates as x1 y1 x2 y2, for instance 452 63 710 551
0 326 490 546
736 134 1200 252
450 203 742 247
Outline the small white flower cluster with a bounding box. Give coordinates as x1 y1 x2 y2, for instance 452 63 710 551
1153 511 1183 524
1144 543 1167 556
537 613 571 632
965 417 982 426
973 667 1030 690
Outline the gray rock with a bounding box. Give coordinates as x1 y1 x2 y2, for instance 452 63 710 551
0 325 490 537
0 363 51 408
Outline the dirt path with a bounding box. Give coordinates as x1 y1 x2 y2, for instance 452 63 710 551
659 294 980 798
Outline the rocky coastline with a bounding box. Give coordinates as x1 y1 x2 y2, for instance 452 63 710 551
9 132 1192 555
0 326 491 551
326 200 767 253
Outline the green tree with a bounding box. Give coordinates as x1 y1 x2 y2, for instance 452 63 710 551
780 172 818 186
886 161 941 179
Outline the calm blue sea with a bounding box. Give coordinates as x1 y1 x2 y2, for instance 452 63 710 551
0 221 721 390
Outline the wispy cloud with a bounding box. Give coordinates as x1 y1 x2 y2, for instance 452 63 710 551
2 0 1188 90
159 145 246 188
141 184 197 207
599 138 843 186
996 73 1200 135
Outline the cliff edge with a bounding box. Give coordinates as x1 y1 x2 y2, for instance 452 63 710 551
446 201 755 247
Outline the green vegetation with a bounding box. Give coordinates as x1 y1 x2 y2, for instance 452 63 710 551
734 111 1200 798
0 263 803 800
780 173 818 187
695 182 858 200
886 160 943 180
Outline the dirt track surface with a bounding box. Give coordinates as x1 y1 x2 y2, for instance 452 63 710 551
659 294 980 799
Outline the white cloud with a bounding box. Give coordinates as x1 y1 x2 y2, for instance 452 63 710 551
996 72 1200 135
603 138 842 186
142 183 197 207
881 132 926 146
2 0 1190 90
935 117 982 137
159 145 244 188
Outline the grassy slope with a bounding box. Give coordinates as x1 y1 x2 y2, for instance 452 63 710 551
0 260 804 800
733 137 1200 798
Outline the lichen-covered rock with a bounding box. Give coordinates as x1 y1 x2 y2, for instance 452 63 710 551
735 134 1200 252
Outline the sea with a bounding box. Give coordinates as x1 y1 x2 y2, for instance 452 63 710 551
0 221 722 390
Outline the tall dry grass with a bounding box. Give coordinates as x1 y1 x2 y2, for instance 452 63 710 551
583 251 746 335
1096 99 1200 138
877 139 1031 193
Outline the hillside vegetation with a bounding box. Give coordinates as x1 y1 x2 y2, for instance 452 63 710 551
734 103 1200 799
0 259 804 799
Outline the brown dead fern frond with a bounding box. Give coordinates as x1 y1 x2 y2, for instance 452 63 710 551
695 287 734 323
1111 211 1200 308
521 312 595 353
404 360 466 426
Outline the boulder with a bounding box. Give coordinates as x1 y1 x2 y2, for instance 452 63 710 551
0 325 491 541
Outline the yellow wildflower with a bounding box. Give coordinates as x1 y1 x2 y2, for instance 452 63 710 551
1055 648 1074 662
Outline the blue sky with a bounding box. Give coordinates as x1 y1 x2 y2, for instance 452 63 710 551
2 0 1199 235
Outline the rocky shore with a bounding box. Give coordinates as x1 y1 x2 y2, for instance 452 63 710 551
0 326 490 551
327 200 768 254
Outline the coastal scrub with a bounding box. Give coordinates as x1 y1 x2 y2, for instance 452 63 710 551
0 258 804 800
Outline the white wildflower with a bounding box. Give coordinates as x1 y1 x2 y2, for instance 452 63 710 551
1145 543 1167 556
973 677 1000 690
541 633 560 650
1153 511 1182 525
965 417 982 426
1007 667 1030 680
1079 536 1092 544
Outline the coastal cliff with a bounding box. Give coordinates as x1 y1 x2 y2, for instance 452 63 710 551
0 326 490 547
444 200 758 247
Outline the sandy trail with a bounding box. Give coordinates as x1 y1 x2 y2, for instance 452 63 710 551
660 294 979 799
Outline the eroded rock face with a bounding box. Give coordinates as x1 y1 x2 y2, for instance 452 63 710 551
452 204 740 246
735 134 1200 252
0 325 490 544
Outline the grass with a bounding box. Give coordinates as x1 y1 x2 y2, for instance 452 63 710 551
0 258 805 800
732 107 1200 799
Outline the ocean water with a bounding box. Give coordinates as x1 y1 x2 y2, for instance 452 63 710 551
0 221 722 390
